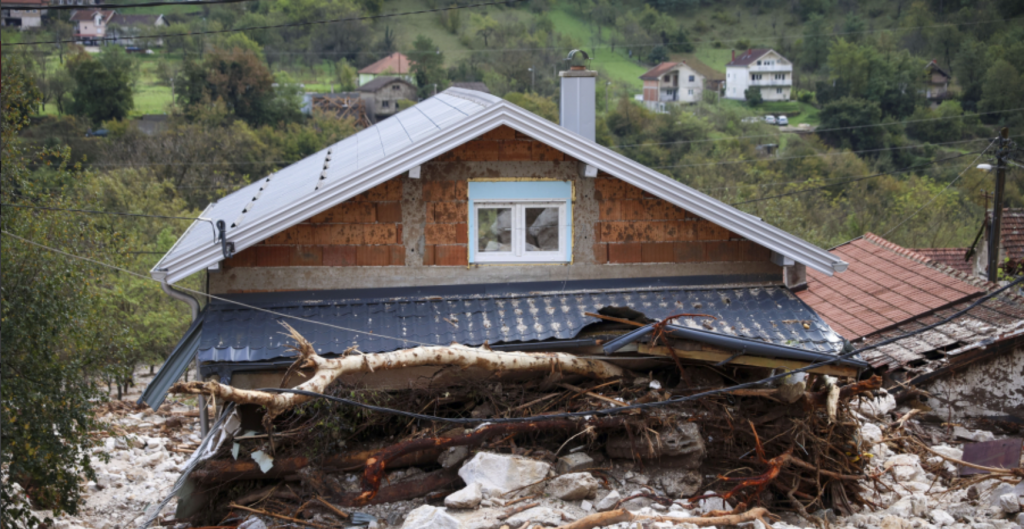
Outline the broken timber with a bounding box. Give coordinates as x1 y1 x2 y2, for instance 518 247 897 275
638 343 859 378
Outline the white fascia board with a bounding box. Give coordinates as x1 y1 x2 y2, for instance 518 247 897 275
150 202 214 281
156 109 516 284
156 101 845 283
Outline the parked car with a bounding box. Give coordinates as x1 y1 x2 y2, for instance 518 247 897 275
777 116 789 126
764 115 776 125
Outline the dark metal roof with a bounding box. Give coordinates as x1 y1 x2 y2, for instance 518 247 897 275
195 277 846 364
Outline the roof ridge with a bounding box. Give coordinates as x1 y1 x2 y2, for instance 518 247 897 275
863 232 997 292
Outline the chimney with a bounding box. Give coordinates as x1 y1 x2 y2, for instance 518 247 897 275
732 50 735 61
559 50 597 142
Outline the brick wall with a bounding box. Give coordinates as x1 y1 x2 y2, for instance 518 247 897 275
422 180 469 266
592 175 771 264
433 125 566 163
222 180 404 269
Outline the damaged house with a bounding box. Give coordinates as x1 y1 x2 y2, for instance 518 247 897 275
138 56 892 526
797 233 1024 428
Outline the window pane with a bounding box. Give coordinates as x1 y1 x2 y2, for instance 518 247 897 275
478 208 512 252
525 207 560 252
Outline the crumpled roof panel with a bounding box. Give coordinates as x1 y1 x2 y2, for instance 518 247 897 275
196 283 846 364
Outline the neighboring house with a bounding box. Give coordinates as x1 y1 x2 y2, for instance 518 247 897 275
970 208 1024 280
924 60 952 101
1 0 47 29
357 76 418 122
70 8 114 45
913 248 972 277
108 13 166 47
640 62 706 112
54 0 103 5
357 52 414 87
797 233 1024 423
451 81 490 94
139 65 861 419
675 54 725 92
725 48 793 102
302 92 372 128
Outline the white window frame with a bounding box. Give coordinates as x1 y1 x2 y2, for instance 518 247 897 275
472 199 568 264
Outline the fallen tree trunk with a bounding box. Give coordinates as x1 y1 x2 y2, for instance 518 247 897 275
330 468 463 507
348 418 627 506
192 446 443 483
170 324 624 421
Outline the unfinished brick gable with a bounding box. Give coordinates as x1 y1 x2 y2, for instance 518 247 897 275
422 180 469 266
592 175 771 264
222 179 404 269
433 125 568 163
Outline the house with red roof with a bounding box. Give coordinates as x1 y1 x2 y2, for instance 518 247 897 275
70 8 114 45
969 208 1024 280
358 52 414 88
639 59 713 112
797 232 1024 423
725 48 792 102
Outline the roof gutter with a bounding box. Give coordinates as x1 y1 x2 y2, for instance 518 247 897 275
159 281 206 436
603 323 868 371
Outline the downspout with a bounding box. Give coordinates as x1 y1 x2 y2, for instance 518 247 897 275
161 281 208 438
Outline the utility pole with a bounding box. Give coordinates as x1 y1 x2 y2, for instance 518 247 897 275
987 127 1010 281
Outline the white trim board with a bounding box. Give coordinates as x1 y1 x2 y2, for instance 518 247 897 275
152 88 847 284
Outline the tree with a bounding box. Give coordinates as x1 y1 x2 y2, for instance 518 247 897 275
648 45 670 64
66 50 135 124
1 55 125 529
473 14 499 47
817 97 885 152
801 14 830 71
504 92 558 122
978 59 1024 124
744 85 764 106
334 58 357 91
953 39 990 111
408 35 447 99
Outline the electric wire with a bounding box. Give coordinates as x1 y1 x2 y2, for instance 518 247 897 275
10 0 257 10
728 151 979 207
5 227 1022 423
5 0 529 46
879 139 998 238
1 202 206 222
254 275 1024 424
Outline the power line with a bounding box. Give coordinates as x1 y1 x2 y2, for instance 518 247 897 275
261 275 1024 423
729 151 980 207
621 108 1024 149
9 0 255 10
652 138 991 170
6 225 1023 423
879 139 997 238
2 202 206 222
5 0 528 46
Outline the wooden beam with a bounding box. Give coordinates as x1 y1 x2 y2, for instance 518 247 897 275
637 344 858 378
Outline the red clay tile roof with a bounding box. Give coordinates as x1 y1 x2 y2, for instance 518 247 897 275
70 8 114 22
727 48 772 67
358 52 411 75
912 248 973 276
796 233 983 340
989 208 1024 260
640 62 680 81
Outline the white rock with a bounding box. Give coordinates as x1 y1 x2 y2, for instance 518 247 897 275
506 507 570 527
953 426 995 443
238 517 268 529
595 490 621 511
930 509 956 527
400 505 460 529
546 472 600 500
880 515 911 529
888 494 927 518
438 446 470 469
445 483 482 509
556 452 595 474
997 493 1020 514
457 452 550 496
989 482 1017 506
859 422 883 445
886 454 925 482
697 491 732 514
580 500 593 512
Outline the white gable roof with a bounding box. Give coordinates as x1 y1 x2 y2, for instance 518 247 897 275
152 88 846 284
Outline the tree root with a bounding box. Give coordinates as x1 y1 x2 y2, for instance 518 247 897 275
552 507 775 529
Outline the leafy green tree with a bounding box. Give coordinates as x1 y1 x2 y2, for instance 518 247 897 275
952 39 989 111
801 14 830 71
1 54 122 529
978 59 1024 124
647 45 670 64
408 35 447 99
905 101 965 143
817 97 885 152
334 58 358 91
473 14 499 47
744 85 764 106
66 49 135 124
504 92 558 122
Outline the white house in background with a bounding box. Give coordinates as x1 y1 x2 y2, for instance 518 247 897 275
70 8 115 45
1 0 48 29
725 48 793 102
639 61 705 112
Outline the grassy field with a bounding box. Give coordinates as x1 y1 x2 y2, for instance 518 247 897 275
547 8 647 90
